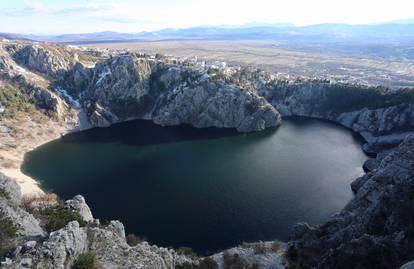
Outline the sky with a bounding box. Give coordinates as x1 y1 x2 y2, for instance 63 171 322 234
0 0 413 35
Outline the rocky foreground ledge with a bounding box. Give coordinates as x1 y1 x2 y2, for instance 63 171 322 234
0 173 287 269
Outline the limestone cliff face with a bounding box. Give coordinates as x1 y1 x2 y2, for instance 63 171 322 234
82 54 281 132
0 174 44 239
3 40 413 137
10 44 74 80
288 135 414 269
1 43 283 133
257 81 414 149
0 44 67 115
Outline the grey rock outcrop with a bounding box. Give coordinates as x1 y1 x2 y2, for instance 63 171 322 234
212 241 287 269
64 195 93 222
5 219 196 269
6 221 88 269
0 173 44 238
1 172 197 269
87 221 193 269
401 261 414 269
0 44 64 113
5 43 78 80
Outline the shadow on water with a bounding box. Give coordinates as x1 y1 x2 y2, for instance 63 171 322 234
284 116 368 144
62 119 279 146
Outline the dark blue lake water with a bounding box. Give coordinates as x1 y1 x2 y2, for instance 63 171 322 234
22 117 367 253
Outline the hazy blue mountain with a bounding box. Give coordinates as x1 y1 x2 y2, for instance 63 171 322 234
3 22 414 44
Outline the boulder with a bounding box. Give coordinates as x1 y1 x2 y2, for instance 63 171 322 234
64 195 94 222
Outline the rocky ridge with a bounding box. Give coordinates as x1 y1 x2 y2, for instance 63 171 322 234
288 135 414 269
256 81 414 150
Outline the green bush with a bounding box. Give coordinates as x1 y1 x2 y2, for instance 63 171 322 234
73 252 98 269
177 246 197 257
0 86 33 117
0 213 17 258
223 252 248 269
321 85 414 112
286 245 298 262
252 242 266 255
155 53 166 60
270 241 282 253
44 207 86 233
176 257 218 269
0 187 10 199
126 233 142 246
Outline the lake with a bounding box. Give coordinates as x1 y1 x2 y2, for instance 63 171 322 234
22 117 367 254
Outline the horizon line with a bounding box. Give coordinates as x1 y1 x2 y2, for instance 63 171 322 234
2 19 414 36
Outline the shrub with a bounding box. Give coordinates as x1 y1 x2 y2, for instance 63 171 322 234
252 242 266 255
0 86 33 118
21 194 86 233
271 241 282 253
201 257 219 269
0 213 17 258
73 252 98 269
317 85 414 113
176 257 218 269
409 183 414 200
44 207 87 233
126 233 143 246
155 53 166 60
286 245 298 262
177 247 197 257
0 187 10 199
223 252 248 269
21 192 58 213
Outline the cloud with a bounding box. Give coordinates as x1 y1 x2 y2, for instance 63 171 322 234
55 3 118 15
3 1 50 16
1 1 118 17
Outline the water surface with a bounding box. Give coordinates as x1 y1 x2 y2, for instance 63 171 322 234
22 117 367 253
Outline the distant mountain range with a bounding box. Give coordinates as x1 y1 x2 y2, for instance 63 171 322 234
2 22 414 44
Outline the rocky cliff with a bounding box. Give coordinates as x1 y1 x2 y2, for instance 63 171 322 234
256 81 414 151
78 53 281 132
0 41 282 133
288 135 414 269
1 39 414 269
0 173 197 269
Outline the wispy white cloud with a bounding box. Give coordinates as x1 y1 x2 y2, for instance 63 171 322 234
56 2 118 15
3 1 49 16
0 0 413 35
2 1 118 16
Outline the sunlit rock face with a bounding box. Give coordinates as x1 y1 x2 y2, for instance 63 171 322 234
83 54 282 132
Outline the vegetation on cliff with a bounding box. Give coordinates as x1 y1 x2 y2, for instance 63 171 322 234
0 212 17 258
0 85 33 118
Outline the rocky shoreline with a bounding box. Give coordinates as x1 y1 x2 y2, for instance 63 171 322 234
0 39 414 268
